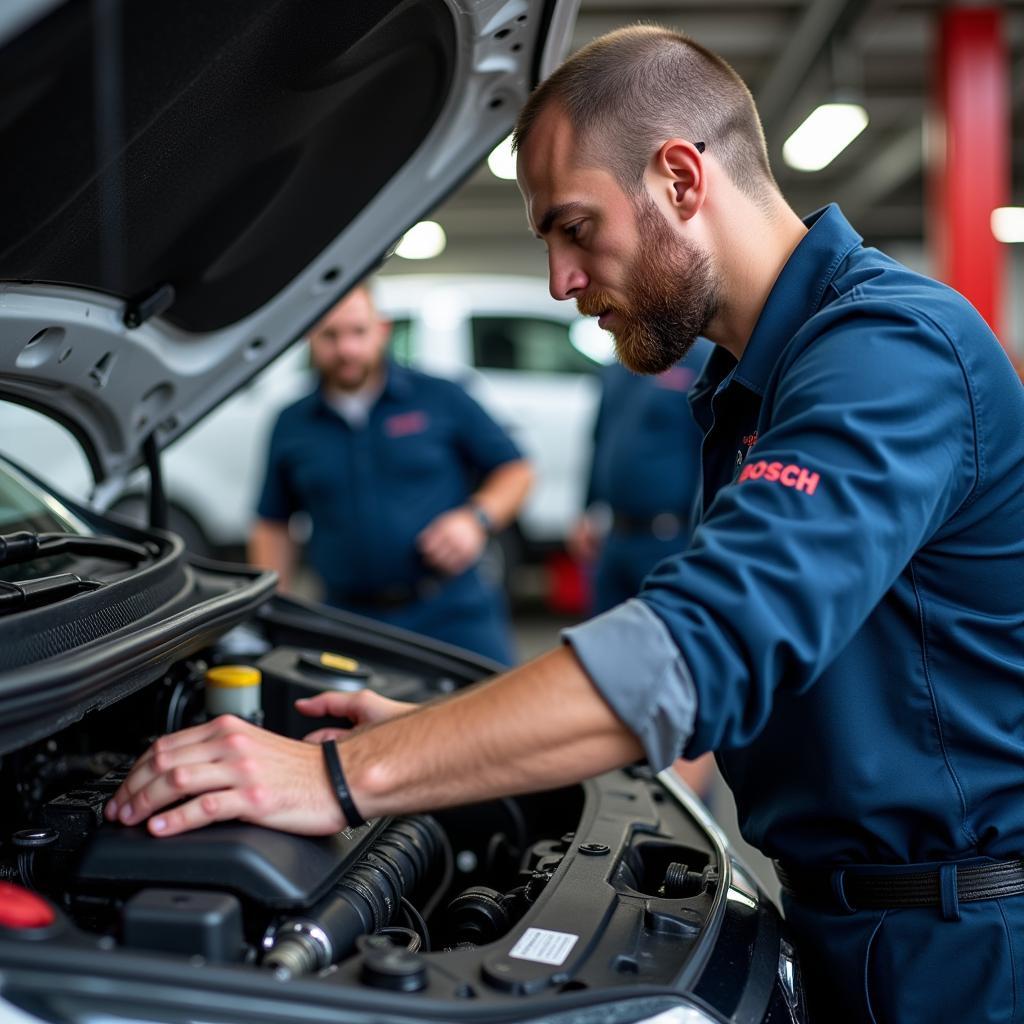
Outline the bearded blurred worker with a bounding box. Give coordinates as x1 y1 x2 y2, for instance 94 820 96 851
113 28 1024 1024
248 281 532 664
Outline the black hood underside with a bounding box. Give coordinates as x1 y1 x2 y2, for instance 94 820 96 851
0 0 455 332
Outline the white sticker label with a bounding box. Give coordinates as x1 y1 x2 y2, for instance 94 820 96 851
508 927 579 966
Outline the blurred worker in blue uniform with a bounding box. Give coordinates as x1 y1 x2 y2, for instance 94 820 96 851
249 282 532 665
115 27 1024 1024
569 341 712 613
570 342 715 801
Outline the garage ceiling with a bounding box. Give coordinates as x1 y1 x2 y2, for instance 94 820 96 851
382 0 1024 277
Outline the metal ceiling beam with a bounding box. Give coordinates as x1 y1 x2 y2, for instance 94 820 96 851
417 1 1024 268
755 0 864 135
580 0 803 8
832 48 1024 216
572 10 789 56
839 122 923 222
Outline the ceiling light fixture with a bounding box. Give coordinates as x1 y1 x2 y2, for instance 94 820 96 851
487 135 518 180
991 207 1024 243
782 103 869 172
395 221 447 260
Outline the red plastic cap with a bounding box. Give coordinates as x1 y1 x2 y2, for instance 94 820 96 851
0 882 55 929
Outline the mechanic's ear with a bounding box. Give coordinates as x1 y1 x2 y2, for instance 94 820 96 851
654 139 706 221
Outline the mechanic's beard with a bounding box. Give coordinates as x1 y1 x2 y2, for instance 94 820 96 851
325 361 373 393
579 198 720 375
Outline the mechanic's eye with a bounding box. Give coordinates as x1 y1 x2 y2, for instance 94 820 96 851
563 220 587 243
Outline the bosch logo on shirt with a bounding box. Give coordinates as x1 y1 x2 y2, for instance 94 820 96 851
384 410 430 438
737 459 820 495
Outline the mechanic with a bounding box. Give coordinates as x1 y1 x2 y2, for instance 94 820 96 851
569 341 712 614
248 281 533 665
109 27 1024 1023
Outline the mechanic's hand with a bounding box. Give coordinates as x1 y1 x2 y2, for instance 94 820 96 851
567 515 602 564
416 507 487 575
103 715 345 838
296 689 416 743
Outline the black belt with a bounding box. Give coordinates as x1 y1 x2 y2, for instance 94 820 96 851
611 511 684 538
775 857 1024 921
333 577 444 611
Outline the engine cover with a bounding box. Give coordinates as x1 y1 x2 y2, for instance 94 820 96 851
74 818 387 911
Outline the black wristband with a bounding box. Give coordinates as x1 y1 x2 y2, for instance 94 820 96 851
469 502 495 535
321 740 367 827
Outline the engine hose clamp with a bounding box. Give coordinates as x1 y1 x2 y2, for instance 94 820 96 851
366 848 405 909
265 920 333 969
341 873 390 932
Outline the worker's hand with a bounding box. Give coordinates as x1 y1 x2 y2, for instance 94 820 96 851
296 689 416 743
417 507 487 575
568 515 602 563
104 716 345 837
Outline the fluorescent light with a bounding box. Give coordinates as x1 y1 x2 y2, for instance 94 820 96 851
992 207 1024 243
487 135 517 180
782 103 869 172
395 221 446 260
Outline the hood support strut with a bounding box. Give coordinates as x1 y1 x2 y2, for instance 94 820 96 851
142 434 167 532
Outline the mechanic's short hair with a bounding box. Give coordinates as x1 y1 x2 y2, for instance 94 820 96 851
346 277 378 310
311 278 381 336
513 25 778 207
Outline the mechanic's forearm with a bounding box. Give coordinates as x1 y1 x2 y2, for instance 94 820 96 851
470 459 533 531
247 519 297 593
342 645 643 817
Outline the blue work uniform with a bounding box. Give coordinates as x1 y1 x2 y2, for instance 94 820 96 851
566 205 1024 1022
256 361 521 665
585 342 711 612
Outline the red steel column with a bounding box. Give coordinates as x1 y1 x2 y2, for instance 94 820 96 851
928 7 1009 344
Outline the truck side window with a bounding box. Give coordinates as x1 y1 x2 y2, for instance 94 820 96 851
388 318 415 365
470 316 601 374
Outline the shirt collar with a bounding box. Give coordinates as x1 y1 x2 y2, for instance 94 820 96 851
692 203 863 401
380 358 415 401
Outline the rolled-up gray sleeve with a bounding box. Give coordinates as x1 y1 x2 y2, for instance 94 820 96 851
561 598 698 770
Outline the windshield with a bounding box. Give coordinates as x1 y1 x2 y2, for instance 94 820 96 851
0 458 85 537
0 457 98 583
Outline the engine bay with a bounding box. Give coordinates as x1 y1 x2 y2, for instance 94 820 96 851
0 605 729 1009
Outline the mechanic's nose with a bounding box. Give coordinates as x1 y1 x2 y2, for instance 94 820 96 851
335 337 364 359
548 253 588 302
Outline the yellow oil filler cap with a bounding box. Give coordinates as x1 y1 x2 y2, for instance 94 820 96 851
206 666 261 689
205 665 263 724
320 652 360 674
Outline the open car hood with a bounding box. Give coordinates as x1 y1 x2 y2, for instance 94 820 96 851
0 0 576 498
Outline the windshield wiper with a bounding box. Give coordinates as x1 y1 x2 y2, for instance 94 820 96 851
0 531 158 569
0 574 103 613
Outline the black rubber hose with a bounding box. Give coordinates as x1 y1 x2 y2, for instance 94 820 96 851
263 816 444 977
